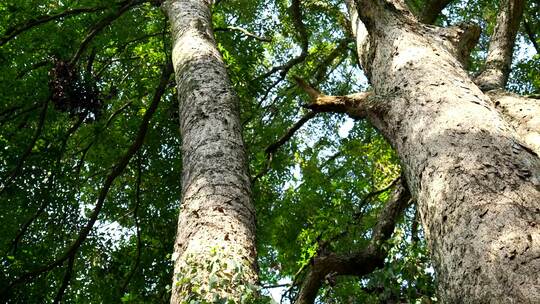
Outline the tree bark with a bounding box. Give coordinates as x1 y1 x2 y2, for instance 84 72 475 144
163 0 258 303
346 1 540 302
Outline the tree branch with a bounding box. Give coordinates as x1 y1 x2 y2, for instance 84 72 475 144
0 6 107 46
7 115 85 256
120 154 143 296
69 0 145 66
52 254 76 304
488 90 540 156
294 178 411 304
475 0 525 90
257 0 309 79
294 76 373 119
0 98 49 196
214 26 271 42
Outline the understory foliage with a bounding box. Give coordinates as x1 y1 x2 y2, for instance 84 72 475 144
0 0 538 303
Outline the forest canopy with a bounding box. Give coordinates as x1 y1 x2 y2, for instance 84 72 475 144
0 0 539 303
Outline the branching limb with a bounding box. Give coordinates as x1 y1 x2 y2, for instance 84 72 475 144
251 111 316 183
475 0 525 90
0 103 41 126
257 0 308 79
432 22 481 68
294 76 373 119
214 26 271 42
0 61 173 295
294 178 411 304
488 90 540 156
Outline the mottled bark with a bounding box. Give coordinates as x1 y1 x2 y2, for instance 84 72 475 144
345 0 540 302
488 90 540 156
475 0 525 90
295 180 411 304
164 0 258 303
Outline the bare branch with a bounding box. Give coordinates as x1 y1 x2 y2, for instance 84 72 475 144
475 0 526 90
434 22 481 68
214 26 271 42
52 254 76 304
294 76 373 119
120 154 143 296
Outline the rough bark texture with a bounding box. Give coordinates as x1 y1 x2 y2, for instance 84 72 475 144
488 90 540 156
475 0 525 90
164 0 258 302
348 0 540 302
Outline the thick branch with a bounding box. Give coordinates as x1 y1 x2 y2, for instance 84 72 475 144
475 0 525 90
434 22 481 68
0 61 173 294
294 76 373 119
488 90 540 156
295 179 411 304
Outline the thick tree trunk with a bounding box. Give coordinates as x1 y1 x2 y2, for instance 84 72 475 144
348 1 540 303
164 0 258 303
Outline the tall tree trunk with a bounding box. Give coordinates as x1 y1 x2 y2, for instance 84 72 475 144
163 0 258 302
344 1 540 302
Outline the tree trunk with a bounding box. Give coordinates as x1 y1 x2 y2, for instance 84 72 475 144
163 0 258 302
348 1 540 303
